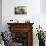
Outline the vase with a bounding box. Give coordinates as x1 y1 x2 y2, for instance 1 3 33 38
39 40 45 46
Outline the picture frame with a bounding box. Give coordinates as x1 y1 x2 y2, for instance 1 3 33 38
14 6 27 15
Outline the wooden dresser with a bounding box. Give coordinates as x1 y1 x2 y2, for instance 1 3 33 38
7 23 34 46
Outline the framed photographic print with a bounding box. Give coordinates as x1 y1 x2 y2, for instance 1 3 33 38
14 6 27 15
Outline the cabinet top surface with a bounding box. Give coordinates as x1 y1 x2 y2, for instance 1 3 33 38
7 23 34 25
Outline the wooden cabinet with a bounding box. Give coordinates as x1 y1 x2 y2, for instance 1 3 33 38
7 23 34 46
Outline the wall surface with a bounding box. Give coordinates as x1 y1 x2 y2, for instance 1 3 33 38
0 0 2 32
2 0 40 31
40 0 46 13
2 0 46 46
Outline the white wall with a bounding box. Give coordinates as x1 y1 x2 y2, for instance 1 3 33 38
40 0 46 31
2 0 40 31
2 0 46 46
40 0 46 13
0 0 2 32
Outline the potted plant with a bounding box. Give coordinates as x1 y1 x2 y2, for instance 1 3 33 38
36 25 45 46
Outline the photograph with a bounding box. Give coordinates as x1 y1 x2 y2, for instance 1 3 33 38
14 6 27 15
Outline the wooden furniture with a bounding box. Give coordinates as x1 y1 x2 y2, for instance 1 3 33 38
7 23 34 46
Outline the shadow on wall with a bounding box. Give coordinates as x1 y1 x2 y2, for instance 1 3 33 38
40 0 46 14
